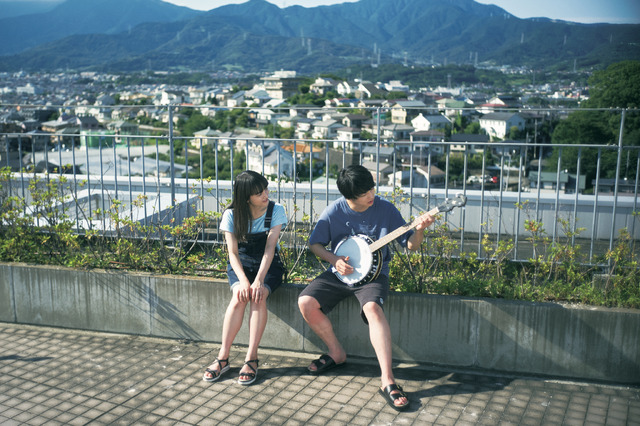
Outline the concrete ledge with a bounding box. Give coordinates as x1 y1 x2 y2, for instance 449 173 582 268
1 262 638 384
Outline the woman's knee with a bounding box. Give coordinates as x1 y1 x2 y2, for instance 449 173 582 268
228 293 248 310
250 298 268 310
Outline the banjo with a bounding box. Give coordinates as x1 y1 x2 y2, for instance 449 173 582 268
332 193 467 287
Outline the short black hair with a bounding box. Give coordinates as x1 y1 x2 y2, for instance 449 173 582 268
337 165 375 200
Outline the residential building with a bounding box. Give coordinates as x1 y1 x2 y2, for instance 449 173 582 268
289 104 316 118
295 118 315 139
159 90 189 106
488 94 520 108
282 142 323 162
244 87 271 106
336 80 359 97
411 113 450 131
363 160 394 185
254 108 287 128
247 142 294 177
448 133 489 154
479 112 525 140
437 98 468 118
309 77 339 95
341 113 368 129
381 123 413 141
16 83 43 96
529 170 586 194
407 129 445 156
355 82 387 99
311 119 341 139
357 99 386 110
593 178 637 194
336 126 360 143
362 146 395 164
262 70 302 100
226 90 245 107
193 127 221 149
391 100 427 124
276 115 298 129
384 80 409 93
107 121 139 144
388 165 446 188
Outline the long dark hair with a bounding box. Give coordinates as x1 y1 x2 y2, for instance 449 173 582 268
228 170 268 241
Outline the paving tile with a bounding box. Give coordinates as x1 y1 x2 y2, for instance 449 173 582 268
1 323 639 425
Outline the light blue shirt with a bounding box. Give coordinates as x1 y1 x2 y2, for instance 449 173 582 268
220 202 287 234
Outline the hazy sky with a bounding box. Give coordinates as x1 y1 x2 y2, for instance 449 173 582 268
163 0 640 24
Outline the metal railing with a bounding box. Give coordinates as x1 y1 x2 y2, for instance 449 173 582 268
1 105 639 265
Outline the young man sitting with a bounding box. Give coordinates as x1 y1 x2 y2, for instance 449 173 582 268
298 165 435 411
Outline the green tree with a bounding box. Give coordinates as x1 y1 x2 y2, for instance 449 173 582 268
386 91 408 99
451 113 470 134
360 129 375 140
178 110 217 137
550 61 640 189
550 110 616 189
463 121 482 134
584 61 640 109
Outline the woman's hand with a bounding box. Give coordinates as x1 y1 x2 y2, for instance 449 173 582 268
251 281 267 303
236 279 252 303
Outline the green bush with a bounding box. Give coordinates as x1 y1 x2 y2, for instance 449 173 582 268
1 167 638 309
387 205 639 308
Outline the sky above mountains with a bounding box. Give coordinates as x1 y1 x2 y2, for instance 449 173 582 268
163 0 640 24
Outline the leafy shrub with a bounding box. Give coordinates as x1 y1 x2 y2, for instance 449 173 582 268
1 167 638 309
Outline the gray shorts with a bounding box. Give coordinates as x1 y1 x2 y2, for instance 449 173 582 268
299 270 389 324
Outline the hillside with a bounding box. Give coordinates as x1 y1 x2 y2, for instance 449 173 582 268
0 0 200 55
0 0 638 73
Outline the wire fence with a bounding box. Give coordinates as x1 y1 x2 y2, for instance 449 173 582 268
1 105 639 265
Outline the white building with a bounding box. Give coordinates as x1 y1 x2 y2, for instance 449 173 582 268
479 112 525 140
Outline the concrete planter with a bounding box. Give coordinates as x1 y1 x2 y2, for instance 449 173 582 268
1 262 638 384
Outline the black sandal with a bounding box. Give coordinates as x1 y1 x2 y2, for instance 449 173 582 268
238 359 259 386
308 354 345 375
202 357 230 382
378 383 410 411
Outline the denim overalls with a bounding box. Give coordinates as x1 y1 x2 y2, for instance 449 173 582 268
227 201 285 290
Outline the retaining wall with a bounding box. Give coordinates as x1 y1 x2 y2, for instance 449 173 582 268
1 262 638 384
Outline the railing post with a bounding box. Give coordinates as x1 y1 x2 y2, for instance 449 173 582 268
589 148 602 262
376 106 381 193
168 105 176 213
609 109 626 260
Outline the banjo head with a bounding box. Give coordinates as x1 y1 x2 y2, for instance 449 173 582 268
333 235 379 287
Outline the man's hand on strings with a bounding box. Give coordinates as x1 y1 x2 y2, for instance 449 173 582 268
415 213 435 231
334 256 354 276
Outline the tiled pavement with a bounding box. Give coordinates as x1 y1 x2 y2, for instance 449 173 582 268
0 323 638 425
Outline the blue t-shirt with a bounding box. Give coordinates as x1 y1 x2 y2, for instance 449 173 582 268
220 202 287 236
308 195 412 276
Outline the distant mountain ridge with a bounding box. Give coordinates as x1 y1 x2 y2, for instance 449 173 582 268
0 0 64 20
0 0 638 73
0 0 200 55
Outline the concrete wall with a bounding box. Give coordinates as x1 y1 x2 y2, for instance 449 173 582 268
1 262 638 384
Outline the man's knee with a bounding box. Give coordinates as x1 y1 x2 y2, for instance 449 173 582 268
298 295 319 315
362 301 385 320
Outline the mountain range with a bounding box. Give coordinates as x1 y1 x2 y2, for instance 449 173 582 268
0 0 638 74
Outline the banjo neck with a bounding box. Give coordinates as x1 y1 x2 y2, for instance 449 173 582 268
368 206 440 253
